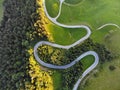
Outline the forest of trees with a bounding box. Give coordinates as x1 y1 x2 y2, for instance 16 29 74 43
0 0 34 89
0 0 48 89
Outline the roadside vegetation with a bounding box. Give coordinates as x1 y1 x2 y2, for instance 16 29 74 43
25 0 54 90
26 49 53 90
38 38 113 90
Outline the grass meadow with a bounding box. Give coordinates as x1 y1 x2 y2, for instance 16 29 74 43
45 0 120 90
81 58 120 90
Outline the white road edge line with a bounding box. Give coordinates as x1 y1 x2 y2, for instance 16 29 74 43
97 23 120 30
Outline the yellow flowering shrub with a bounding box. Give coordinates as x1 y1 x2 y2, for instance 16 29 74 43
35 0 54 41
26 49 53 90
25 0 55 89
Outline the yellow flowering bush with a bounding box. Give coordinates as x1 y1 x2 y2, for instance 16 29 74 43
26 49 53 90
34 0 54 41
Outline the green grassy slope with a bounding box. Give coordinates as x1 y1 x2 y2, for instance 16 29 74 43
80 16 120 90
81 55 94 71
45 1 120 90
81 58 120 90
47 23 86 45
105 30 120 55
58 0 120 28
45 0 59 18
52 71 62 90
46 0 120 44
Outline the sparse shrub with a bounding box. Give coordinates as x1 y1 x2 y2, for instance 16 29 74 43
109 65 116 71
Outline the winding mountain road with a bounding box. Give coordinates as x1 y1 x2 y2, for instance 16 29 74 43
33 0 119 90
34 0 99 90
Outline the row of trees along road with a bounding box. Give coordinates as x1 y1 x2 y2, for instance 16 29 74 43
38 38 114 90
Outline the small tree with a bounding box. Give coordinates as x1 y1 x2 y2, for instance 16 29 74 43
109 65 116 71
